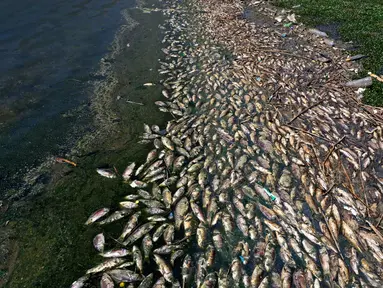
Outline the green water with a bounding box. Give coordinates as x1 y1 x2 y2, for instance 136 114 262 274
2 3 171 287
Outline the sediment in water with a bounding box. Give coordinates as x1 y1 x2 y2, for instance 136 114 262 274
73 0 383 287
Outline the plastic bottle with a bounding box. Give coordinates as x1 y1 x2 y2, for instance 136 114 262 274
345 77 372 88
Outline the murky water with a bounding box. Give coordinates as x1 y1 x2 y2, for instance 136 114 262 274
0 0 137 195
1 0 170 287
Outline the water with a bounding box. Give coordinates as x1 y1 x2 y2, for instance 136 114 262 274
0 0 136 195
0 0 170 286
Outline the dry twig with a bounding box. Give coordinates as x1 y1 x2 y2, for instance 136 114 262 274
322 135 345 165
288 99 325 124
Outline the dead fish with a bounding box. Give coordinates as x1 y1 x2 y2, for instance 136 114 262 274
147 216 167 222
200 273 217 288
338 258 349 286
137 273 154 288
161 137 175 151
142 234 153 261
319 247 330 276
231 259 242 284
130 180 148 188
175 197 189 230
137 189 152 200
98 210 130 225
251 264 264 287
342 220 363 252
159 176 178 187
140 199 165 209
153 244 185 255
197 223 207 248
117 262 135 269
281 265 292 288
236 214 249 236
196 256 207 288
212 229 223 251
259 276 269 288
108 269 143 283
86 258 126 274
100 273 114 288
258 203 277 220
101 248 131 258
163 224 175 244
123 222 156 246
190 201 206 224
183 213 194 238
122 163 136 181
85 208 109 225
154 254 178 285
133 245 144 273
70 275 89 288
170 250 184 266
218 268 229 288
93 233 105 252
153 223 168 242
264 241 275 272
97 168 117 179
120 201 139 209
144 208 166 217
293 270 306 288
206 245 215 268
118 211 141 241
153 277 166 288
182 255 193 288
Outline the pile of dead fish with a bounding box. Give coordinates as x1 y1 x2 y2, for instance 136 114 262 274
71 0 383 287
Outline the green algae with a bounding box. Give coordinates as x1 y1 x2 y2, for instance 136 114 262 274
3 3 170 288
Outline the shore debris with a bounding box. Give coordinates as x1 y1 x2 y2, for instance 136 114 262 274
368 72 383 83
72 0 383 287
308 28 328 37
345 76 373 87
346 54 368 62
55 157 77 167
126 100 144 106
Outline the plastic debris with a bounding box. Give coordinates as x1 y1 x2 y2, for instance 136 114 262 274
275 15 283 22
345 77 373 88
263 186 277 202
346 54 367 62
287 14 297 23
324 39 335 46
368 72 383 83
308 28 328 38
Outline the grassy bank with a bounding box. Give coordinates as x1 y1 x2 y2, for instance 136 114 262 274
274 0 383 106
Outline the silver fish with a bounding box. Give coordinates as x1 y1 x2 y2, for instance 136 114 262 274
96 168 117 179
85 208 109 225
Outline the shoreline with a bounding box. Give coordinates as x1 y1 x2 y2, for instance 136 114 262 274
70 0 383 286
1 1 170 286
2 0 383 287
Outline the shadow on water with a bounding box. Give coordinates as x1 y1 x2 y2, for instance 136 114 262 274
1 1 171 287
